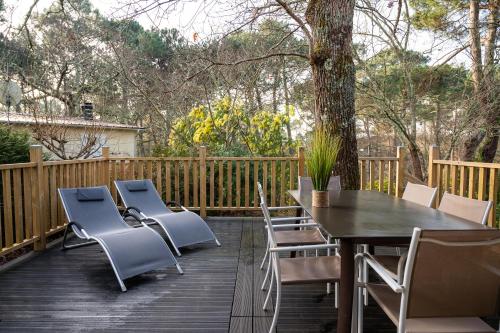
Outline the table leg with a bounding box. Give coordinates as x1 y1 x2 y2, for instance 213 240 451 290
337 238 354 333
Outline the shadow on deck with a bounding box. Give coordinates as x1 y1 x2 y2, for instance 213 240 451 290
0 219 491 333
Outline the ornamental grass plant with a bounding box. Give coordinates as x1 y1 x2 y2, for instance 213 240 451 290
305 128 341 191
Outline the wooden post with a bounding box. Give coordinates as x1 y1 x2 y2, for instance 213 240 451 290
298 146 305 177
101 146 110 187
199 146 207 219
30 145 46 251
427 145 439 207
395 146 405 198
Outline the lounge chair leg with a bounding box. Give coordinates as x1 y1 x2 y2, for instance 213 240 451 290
173 246 182 257
118 278 127 292
176 263 184 275
61 226 98 250
214 237 221 247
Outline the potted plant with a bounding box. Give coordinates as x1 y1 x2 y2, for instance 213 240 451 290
305 128 341 207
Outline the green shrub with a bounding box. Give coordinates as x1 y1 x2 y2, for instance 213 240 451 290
0 126 30 164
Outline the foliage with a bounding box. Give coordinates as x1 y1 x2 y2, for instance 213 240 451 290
0 126 30 164
305 128 341 191
163 97 295 156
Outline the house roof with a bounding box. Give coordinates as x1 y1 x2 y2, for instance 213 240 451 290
0 113 143 131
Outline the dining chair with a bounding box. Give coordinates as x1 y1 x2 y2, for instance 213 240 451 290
259 183 341 333
353 228 500 333
364 183 438 285
438 192 493 225
257 182 330 291
298 175 341 296
401 182 438 208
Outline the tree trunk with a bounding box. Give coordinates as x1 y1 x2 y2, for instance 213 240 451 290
434 99 441 147
282 58 294 154
306 0 359 190
408 142 424 180
461 0 489 160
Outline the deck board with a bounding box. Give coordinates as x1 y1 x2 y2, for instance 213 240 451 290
0 219 497 332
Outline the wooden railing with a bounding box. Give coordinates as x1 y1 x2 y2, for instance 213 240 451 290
428 145 499 227
107 147 302 217
359 146 405 197
2 143 497 258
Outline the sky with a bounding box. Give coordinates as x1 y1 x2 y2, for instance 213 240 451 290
3 0 471 66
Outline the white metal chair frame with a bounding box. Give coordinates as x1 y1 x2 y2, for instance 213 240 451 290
257 183 339 305
353 227 500 333
260 187 341 333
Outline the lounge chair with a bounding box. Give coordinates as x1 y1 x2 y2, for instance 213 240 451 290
59 186 182 292
115 179 220 256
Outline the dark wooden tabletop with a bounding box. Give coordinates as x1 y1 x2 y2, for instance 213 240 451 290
288 190 489 241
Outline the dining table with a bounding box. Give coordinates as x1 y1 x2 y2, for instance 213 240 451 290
288 189 490 333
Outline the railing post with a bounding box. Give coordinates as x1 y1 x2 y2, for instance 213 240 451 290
298 146 305 177
199 146 207 219
427 145 439 207
101 146 110 187
395 146 405 198
30 145 46 251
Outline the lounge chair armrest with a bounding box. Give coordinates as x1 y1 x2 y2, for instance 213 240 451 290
270 216 314 223
266 223 319 229
165 201 189 212
67 221 90 239
123 206 143 214
268 206 304 211
359 254 404 293
269 243 338 253
123 211 143 222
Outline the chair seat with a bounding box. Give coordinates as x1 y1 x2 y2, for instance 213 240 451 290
280 256 340 285
275 229 325 246
368 254 401 280
366 284 495 332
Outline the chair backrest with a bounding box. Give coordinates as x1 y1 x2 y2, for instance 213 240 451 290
257 182 278 247
115 179 171 217
438 192 492 225
402 182 437 207
403 228 500 319
298 176 341 194
58 186 128 235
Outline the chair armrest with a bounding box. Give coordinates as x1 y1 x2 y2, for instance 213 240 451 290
269 243 338 253
165 201 189 212
266 223 319 229
361 254 404 293
123 211 143 222
270 216 313 223
67 221 90 239
268 206 304 211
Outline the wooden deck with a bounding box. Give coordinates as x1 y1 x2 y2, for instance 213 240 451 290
0 219 496 332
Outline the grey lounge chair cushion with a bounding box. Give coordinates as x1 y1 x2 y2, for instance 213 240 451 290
153 211 217 248
77 188 105 201
97 227 177 280
125 180 148 192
